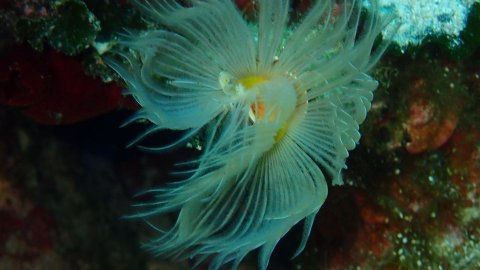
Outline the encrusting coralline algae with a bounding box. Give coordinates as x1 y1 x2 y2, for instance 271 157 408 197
107 0 392 269
365 0 479 47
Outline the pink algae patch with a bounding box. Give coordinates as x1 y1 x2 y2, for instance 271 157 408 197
0 175 56 263
404 79 459 154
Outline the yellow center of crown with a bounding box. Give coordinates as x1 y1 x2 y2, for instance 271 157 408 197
238 75 291 144
274 125 288 143
238 75 269 90
219 72 295 144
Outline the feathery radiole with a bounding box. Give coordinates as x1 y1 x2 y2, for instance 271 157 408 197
107 0 391 269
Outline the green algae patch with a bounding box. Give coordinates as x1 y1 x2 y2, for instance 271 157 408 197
15 0 100 56
49 0 100 55
16 17 51 51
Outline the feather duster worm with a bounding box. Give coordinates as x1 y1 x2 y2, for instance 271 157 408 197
107 0 391 269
